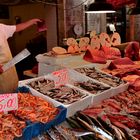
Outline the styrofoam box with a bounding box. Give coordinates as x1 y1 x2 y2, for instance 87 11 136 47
36 53 90 76
72 64 129 97
38 63 63 76
36 53 86 66
18 76 92 118
18 75 54 87
68 69 114 104
19 69 113 113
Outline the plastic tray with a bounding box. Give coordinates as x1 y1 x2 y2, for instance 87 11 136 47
67 69 114 104
19 77 92 118
14 89 67 140
20 105 66 140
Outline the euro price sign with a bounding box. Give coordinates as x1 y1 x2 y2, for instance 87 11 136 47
0 93 18 112
52 69 69 87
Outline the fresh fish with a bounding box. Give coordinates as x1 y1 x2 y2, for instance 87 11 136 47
47 127 66 140
66 117 84 129
76 117 113 140
55 126 78 140
76 112 113 138
89 116 113 138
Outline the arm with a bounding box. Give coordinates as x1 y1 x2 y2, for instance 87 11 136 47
15 18 42 32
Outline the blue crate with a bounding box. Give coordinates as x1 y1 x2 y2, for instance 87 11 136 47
20 105 67 140
15 87 67 140
16 86 30 93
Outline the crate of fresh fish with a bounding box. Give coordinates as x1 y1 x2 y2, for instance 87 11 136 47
32 84 91 117
19 76 92 117
18 75 55 90
69 69 111 92
74 65 129 95
67 69 115 104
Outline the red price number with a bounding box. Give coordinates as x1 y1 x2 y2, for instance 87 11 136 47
52 69 69 87
0 94 18 112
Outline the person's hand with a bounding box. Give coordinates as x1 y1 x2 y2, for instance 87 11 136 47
16 18 46 32
30 18 43 25
0 64 3 74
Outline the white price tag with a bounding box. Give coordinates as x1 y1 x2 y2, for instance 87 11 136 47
52 69 69 87
0 93 18 112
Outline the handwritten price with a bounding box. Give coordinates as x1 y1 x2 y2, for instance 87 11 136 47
52 69 69 87
0 94 18 112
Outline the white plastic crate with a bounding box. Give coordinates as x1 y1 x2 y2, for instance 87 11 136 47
19 75 92 117
72 65 129 99
38 63 63 76
36 53 90 76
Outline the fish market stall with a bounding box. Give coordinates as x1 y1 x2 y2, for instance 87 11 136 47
2 29 140 140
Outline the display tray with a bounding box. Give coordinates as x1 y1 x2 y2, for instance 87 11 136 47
73 64 128 86
13 105 66 140
21 105 66 140
28 85 91 118
72 65 129 104
19 75 92 118
7 89 67 140
68 69 114 104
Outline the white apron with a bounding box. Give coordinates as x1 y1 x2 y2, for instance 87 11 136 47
0 24 18 93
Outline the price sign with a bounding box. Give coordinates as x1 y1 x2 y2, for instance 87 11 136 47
0 93 18 112
52 69 69 87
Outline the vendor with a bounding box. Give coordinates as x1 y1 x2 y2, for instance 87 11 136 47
0 19 42 93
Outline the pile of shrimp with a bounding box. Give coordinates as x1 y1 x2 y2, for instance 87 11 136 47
0 93 59 140
0 113 26 140
14 93 59 123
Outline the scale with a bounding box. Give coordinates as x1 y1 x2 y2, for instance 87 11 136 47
2 48 31 72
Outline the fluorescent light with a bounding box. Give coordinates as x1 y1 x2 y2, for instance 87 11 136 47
85 11 115 14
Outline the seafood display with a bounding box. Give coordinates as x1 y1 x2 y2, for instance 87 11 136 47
82 88 140 139
75 66 124 87
28 78 55 92
74 80 110 94
47 127 67 140
2 61 139 140
0 113 26 140
32 87 140 140
33 126 78 140
35 85 88 105
14 93 59 123
66 112 114 140
0 92 60 140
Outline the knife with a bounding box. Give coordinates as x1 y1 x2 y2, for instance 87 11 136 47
2 48 31 72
